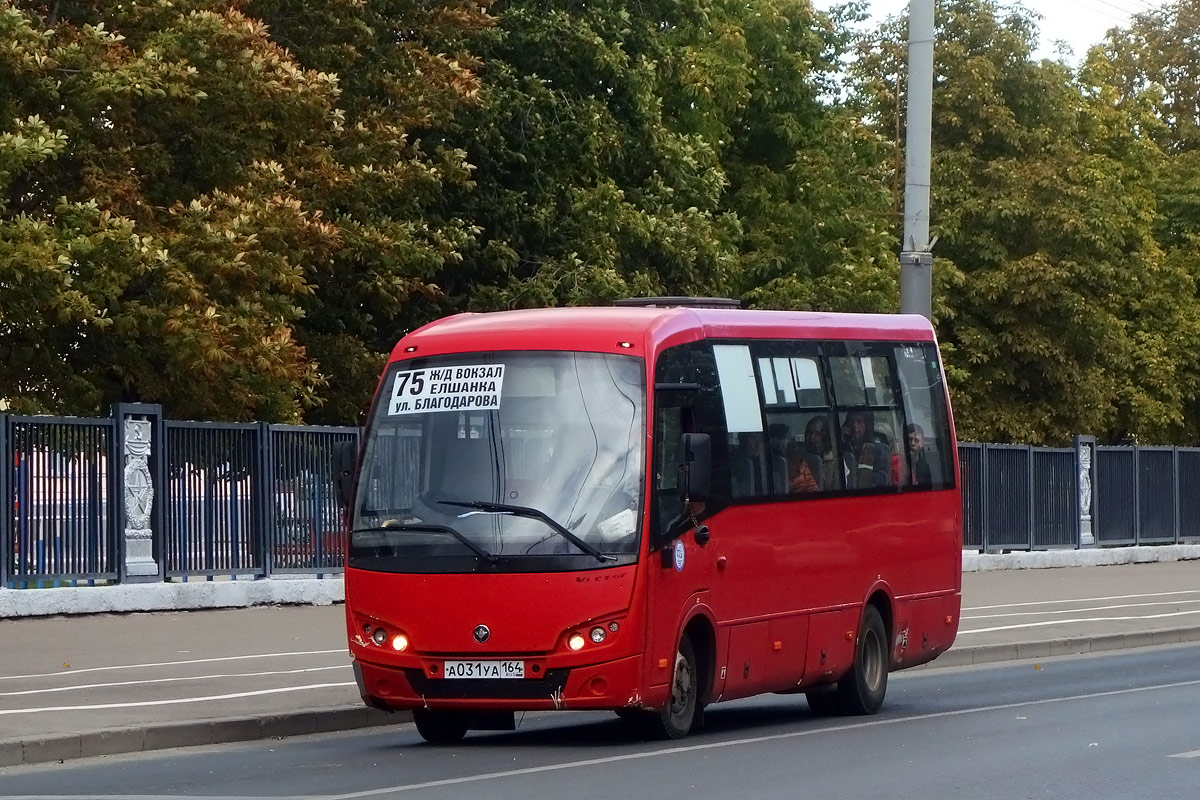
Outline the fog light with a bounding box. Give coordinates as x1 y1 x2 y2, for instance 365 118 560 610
391 634 408 652
568 634 586 651
372 627 387 645
590 627 606 644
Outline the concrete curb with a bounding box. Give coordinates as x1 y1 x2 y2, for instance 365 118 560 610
7 627 1200 767
962 544 1200 572
929 625 1200 669
0 578 345 619
0 706 410 768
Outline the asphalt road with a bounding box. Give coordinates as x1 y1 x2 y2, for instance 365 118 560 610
2 561 1199 767
1 642 1198 799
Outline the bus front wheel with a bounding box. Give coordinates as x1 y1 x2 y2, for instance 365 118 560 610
413 709 470 744
648 636 700 739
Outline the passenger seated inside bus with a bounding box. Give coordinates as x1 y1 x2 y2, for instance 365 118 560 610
791 415 839 492
787 444 820 493
905 423 934 486
841 409 890 489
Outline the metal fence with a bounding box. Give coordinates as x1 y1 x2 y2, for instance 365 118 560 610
6 406 1200 587
961 441 1200 552
2 406 355 588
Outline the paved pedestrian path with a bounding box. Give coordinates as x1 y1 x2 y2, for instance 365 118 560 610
2 559 1199 767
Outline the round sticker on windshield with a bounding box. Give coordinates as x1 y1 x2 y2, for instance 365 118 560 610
673 539 685 572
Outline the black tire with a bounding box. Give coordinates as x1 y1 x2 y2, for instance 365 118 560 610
835 604 889 715
645 636 700 739
804 688 843 716
412 710 470 744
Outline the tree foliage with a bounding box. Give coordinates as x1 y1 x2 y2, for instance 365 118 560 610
5 0 1200 444
1096 0 1200 440
1 0 488 422
244 0 492 424
1 3 337 419
424 0 896 314
853 0 1199 444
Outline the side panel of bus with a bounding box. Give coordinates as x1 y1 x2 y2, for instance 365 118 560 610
644 335 960 705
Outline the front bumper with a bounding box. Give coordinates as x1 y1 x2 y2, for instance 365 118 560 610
354 653 646 712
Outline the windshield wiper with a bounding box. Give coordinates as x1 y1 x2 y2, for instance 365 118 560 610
351 522 497 563
436 500 616 563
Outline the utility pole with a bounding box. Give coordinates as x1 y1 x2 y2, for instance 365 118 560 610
900 0 935 319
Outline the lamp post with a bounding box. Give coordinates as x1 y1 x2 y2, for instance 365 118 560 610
900 0 935 319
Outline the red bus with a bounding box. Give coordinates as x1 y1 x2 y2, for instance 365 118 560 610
342 299 961 743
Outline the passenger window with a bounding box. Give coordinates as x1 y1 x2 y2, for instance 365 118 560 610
713 345 763 434
894 345 955 490
749 345 841 496
758 356 823 407
829 346 904 490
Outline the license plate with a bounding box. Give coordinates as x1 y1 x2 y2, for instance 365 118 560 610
442 660 525 679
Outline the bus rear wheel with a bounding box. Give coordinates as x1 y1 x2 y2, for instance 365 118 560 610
646 636 700 739
413 709 470 744
835 604 888 715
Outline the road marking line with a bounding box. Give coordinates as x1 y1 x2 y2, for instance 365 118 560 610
958 608 1200 634
0 665 351 698
963 598 1200 620
321 677 1200 799
965 589 1200 613
0 683 355 715
0 649 346 682
1168 749 1200 759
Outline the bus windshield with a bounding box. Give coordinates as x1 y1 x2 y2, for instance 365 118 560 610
351 351 645 572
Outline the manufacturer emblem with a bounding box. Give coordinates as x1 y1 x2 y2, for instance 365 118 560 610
473 624 490 644
673 540 686 573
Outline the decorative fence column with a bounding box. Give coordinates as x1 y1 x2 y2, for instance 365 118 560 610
1075 435 1096 548
113 404 165 582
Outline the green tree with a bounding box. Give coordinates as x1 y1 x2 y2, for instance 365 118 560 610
852 0 1197 444
1097 0 1200 440
246 0 493 424
1 1 490 422
425 0 741 311
1 3 337 420
425 0 895 314
722 1 898 313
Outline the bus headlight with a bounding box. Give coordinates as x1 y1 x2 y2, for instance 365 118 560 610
391 634 409 651
568 634 586 651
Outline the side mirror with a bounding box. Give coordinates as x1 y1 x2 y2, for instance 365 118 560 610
332 439 358 510
678 432 711 504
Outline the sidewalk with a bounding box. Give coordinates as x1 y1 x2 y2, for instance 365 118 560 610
2 553 1199 768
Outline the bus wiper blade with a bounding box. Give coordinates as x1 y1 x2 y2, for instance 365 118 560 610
351 523 497 563
437 500 616 563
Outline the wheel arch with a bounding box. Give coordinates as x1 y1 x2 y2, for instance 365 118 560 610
681 609 718 706
865 588 894 646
